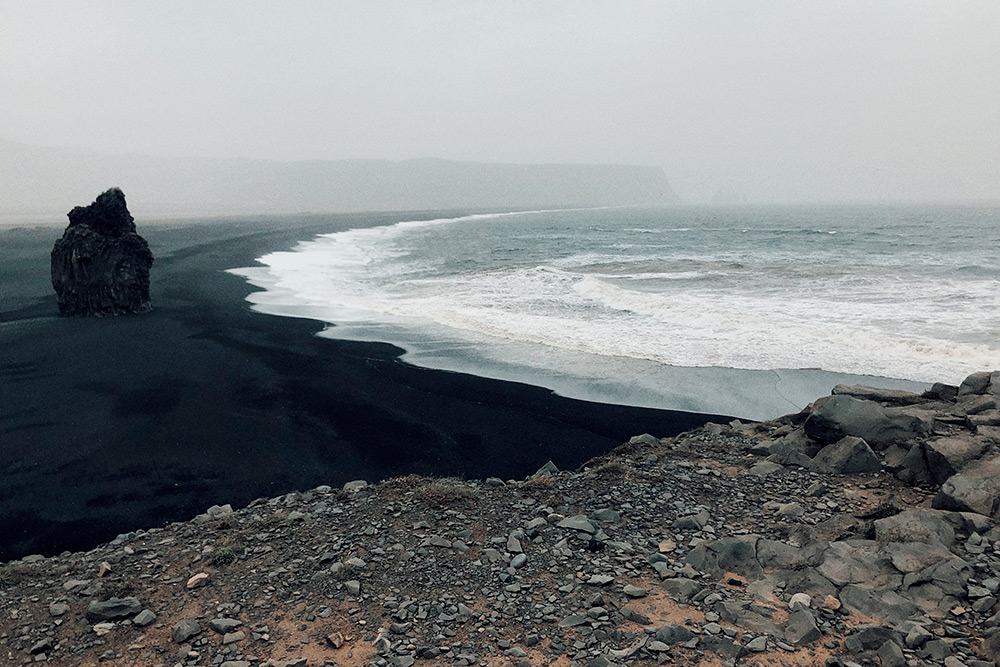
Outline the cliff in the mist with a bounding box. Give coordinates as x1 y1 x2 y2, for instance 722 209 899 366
0 139 678 218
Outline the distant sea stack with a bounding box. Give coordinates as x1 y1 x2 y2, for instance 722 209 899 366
50 188 153 316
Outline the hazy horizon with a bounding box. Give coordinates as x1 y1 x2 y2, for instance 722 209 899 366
3 1 999 204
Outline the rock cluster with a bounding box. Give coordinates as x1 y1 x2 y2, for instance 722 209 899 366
2 372 1000 666
50 188 153 316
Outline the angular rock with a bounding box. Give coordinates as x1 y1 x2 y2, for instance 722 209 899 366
50 188 153 316
811 436 881 474
923 383 959 402
186 572 210 589
933 452 1000 518
209 618 243 634
874 509 956 546
876 640 906 667
838 585 919 624
817 541 900 589
959 371 993 396
662 577 702 601
686 536 761 579
172 618 201 643
804 395 932 448
844 624 902 654
655 623 694 645
85 597 142 622
556 515 597 534
133 609 157 627
784 608 821 646
832 384 923 405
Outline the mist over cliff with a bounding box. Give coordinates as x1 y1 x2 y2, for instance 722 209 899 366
0 139 677 218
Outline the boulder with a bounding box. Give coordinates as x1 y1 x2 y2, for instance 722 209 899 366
958 371 993 396
967 410 1000 433
922 436 988 485
832 384 923 406
50 188 153 316
172 618 201 643
685 536 761 579
873 509 956 546
784 608 821 646
810 436 881 474
803 395 932 449
816 540 900 589
85 597 142 622
933 453 1000 517
922 383 959 402
804 395 885 444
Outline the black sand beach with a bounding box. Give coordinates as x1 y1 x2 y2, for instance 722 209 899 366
0 212 731 560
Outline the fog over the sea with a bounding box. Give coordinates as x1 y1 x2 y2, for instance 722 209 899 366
2 1 998 204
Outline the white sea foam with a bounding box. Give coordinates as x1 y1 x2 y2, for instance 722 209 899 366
229 205 1000 414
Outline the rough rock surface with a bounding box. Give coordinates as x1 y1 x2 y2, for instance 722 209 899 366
50 188 153 316
3 372 1000 666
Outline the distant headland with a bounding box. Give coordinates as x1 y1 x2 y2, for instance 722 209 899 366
0 139 678 219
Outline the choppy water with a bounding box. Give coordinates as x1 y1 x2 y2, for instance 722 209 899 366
230 204 1000 418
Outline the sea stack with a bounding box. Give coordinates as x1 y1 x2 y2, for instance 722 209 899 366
50 188 153 316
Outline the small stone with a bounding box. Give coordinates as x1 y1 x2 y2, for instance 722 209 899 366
746 636 768 652
86 597 142 622
133 609 157 627
49 602 70 617
327 632 345 648
172 618 201 643
209 618 243 634
343 480 368 492
623 584 647 598
186 572 210 589
345 580 361 596
223 630 246 644
559 614 589 628
29 638 53 655
93 622 114 636
511 554 528 569
557 515 597 534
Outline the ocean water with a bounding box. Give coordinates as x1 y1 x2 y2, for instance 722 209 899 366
230 205 1000 419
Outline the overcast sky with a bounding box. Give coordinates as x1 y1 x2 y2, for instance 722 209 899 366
2 1 998 203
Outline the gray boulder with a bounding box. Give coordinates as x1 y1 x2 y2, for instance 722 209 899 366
811 436 881 474
804 395 932 448
85 597 142 622
923 382 959 402
933 452 1000 517
873 509 955 546
958 371 993 396
844 624 903 655
685 536 761 579
172 618 201 643
838 586 919 625
784 608 821 646
654 623 694 645
832 384 923 405
923 435 988 485
896 443 932 485
816 540 900 589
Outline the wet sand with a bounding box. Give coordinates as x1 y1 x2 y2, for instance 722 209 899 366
0 212 731 559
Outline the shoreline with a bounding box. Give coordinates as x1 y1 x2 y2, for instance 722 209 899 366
1 212 732 560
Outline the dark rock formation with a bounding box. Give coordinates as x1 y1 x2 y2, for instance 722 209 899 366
50 188 153 316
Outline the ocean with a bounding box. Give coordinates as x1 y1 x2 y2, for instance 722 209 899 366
229 204 1000 419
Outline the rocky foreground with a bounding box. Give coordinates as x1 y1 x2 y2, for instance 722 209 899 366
4 372 1000 667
